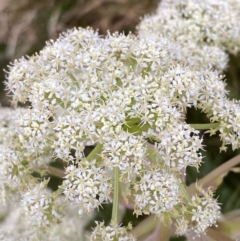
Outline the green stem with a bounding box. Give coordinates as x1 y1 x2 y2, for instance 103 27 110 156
146 146 159 163
122 124 151 134
125 117 141 125
111 167 120 225
179 181 191 202
159 216 171 241
68 72 79 86
189 123 220 130
122 122 220 134
131 215 158 239
86 143 103 161
53 187 64 199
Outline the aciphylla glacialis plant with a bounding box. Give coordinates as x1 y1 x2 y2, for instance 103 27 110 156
1 0 240 240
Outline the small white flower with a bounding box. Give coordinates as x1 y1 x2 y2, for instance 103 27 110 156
90 222 136 241
62 160 112 214
134 168 181 218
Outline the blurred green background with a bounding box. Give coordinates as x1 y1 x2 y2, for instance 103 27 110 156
1 0 240 240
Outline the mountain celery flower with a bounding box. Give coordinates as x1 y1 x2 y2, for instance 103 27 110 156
1 2 240 238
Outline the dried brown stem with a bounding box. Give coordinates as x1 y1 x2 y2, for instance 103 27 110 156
47 165 65 178
188 154 240 194
206 227 235 241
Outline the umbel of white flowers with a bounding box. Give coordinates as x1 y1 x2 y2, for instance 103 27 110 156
1 24 240 239
138 0 240 72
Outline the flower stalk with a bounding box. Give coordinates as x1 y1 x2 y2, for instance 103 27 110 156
112 167 120 225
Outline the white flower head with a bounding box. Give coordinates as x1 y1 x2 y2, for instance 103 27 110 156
3 24 233 238
21 180 63 227
134 168 181 218
62 159 112 215
90 222 136 241
175 186 221 236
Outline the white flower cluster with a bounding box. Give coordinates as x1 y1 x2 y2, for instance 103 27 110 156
203 97 240 151
2 0 240 238
62 159 112 214
138 0 240 151
175 186 221 237
138 0 240 71
134 169 180 217
0 197 91 241
0 107 65 235
90 222 135 241
21 180 63 227
0 108 50 199
3 23 237 237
